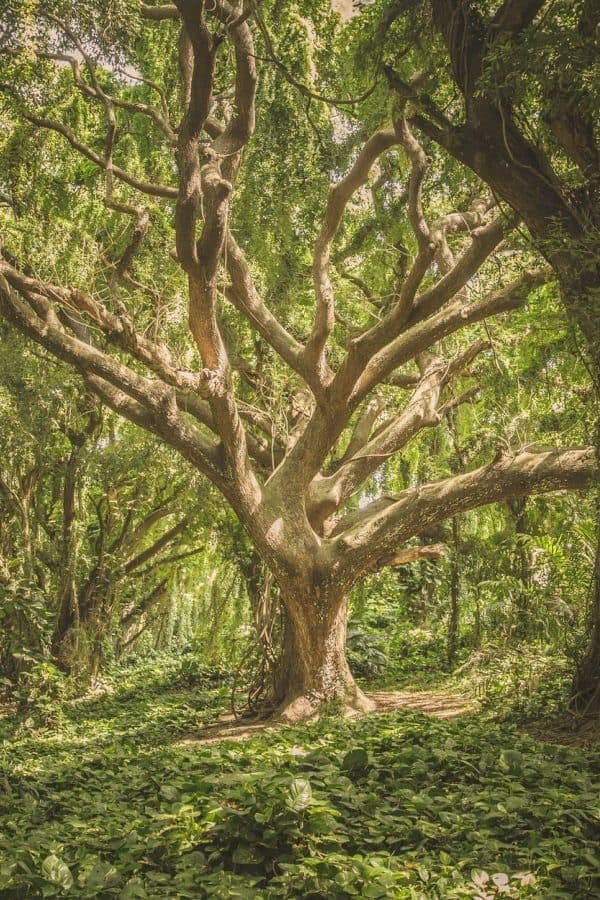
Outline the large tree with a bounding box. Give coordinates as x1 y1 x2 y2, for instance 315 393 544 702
0 0 596 719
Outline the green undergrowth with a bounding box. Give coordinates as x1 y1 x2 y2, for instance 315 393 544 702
1 660 599 898
450 643 574 723
364 641 576 725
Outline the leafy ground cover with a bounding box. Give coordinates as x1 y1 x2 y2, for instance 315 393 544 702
0 659 599 899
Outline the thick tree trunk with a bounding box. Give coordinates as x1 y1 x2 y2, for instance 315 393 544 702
273 590 374 722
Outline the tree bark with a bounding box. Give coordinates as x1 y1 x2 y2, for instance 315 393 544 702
51 399 101 672
52 445 83 669
273 588 374 721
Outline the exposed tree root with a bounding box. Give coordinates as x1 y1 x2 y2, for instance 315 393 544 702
274 688 376 724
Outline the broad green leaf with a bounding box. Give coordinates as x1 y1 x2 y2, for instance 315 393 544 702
342 748 370 774
41 855 73 892
286 778 312 812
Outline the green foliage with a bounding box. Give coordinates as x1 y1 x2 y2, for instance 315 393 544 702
347 625 389 679
346 480 594 689
0 659 599 898
0 325 249 687
453 644 575 724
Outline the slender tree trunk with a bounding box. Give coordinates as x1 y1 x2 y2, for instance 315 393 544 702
447 517 460 666
52 447 82 666
52 398 100 672
474 583 482 648
572 471 600 713
573 581 600 714
507 498 531 639
272 588 374 722
447 411 465 665
561 281 600 713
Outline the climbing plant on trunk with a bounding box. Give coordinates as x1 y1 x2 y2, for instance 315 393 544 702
0 0 597 719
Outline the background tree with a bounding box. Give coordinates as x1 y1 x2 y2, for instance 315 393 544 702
0 326 219 680
373 0 600 711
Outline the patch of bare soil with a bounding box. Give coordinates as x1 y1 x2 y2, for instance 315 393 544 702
368 689 478 719
522 714 600 749
178 713 279 746
176 689 478 746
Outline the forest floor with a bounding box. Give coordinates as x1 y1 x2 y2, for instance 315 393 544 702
176 683 600 750
523 713 600 749
367 688 477 719
1 658 599 898
179 688 478 745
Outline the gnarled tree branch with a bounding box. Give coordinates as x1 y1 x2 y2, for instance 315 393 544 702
335 447 598 576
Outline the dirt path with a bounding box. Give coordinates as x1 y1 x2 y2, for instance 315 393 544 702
368 689 477 719
177 688 478 746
